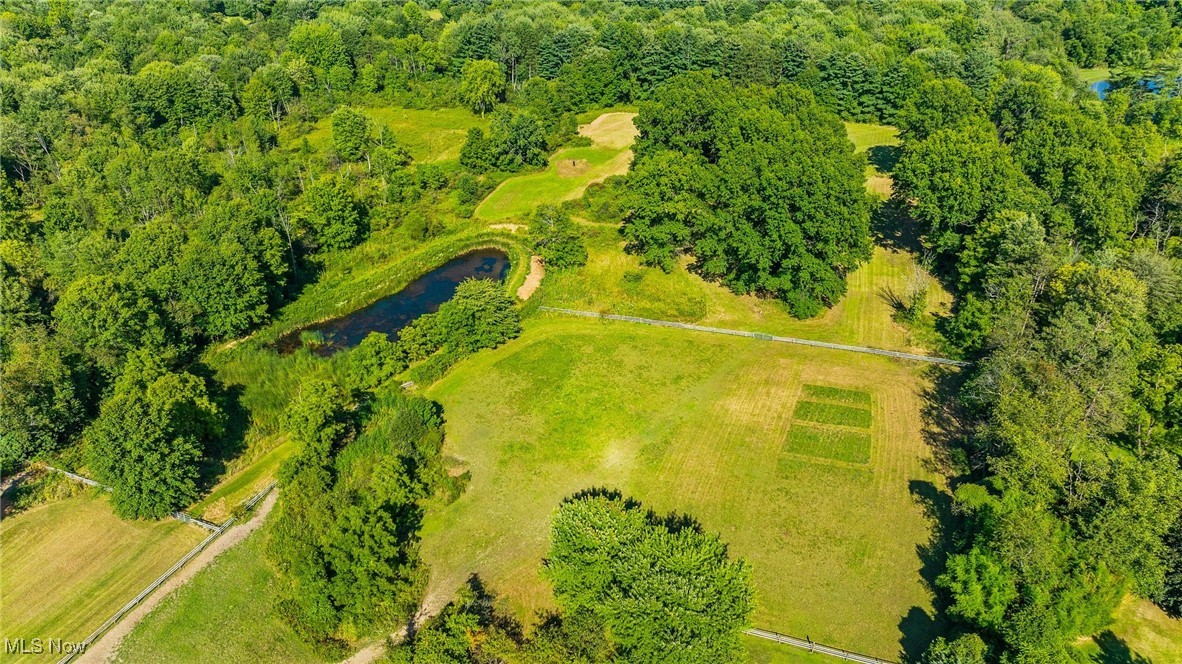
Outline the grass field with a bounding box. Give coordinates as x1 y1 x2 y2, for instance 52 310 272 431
844 122 900 199
1077 596 1182 663
474 112 637 220
189 436 295 523
113 529 319 664
0 493 206 663
295 106 488 162
420 314 947 661
540 223 952 355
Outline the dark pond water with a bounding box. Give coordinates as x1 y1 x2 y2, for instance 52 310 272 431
277 248 510 355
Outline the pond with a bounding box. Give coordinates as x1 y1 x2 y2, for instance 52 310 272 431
276 248 511 355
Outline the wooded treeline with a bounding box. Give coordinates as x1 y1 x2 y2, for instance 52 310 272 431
4 1 1182 662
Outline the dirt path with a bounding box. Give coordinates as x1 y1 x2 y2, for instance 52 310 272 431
78 491 279 664
516 255 544 301
0 469 33 518
338 595 452 664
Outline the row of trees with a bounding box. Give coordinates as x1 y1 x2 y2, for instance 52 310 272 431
891 71 1182 663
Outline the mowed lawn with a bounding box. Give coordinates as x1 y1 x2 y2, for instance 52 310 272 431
540 223 952 356
295 106 488 162
113 530 319 664
421 315 947 661
475 112 637 220
0 493 206 663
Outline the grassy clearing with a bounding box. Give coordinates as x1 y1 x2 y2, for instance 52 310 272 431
1078 596 1182 663
783 424 872 465
1078 66 1111 85
421 314 947 661
793 400 873 429
540 223 953 355
189 436 295 523
802 384 872 407
113 529 320 664
474 112 637 221
845 122 900 199
844 122 900 152
294 106 488 162
744 635 842 663
0 493 206 663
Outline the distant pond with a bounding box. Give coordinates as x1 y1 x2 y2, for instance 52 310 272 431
277 248 510 356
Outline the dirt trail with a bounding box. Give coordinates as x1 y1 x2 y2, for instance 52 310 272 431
517 255 544 300
78 491 279 664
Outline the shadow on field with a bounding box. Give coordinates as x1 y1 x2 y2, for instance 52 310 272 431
898 366 972 661
1090 631 1152 664
871 198 923 256
867 145 901 173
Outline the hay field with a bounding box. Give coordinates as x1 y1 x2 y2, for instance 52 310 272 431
420 314 948 661
0 493 206 663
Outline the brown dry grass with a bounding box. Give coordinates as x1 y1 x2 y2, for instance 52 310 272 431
578 112 638 149
0 493 206 663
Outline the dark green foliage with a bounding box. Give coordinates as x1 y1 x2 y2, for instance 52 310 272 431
298 175 364 252
348 332 407 391
332 107 371 162
52 275 169 375
528 204 586 270
922 634 988 664
174 239 270 339
0 332 89 468
545 491 754 663
459 109 548 172
85 351 225 519
269 380 438 649
624 73 872 318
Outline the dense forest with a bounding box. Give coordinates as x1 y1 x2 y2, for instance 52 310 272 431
4 0 1182 662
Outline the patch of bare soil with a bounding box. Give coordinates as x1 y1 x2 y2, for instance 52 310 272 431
489 223 525 233
79 491 279 664
516 255 545 301
556 158 591 177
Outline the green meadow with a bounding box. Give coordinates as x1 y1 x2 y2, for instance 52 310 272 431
419 314 947 661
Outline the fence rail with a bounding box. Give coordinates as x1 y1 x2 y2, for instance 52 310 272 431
56 481 277 664
40 465 221 530
745 628 897 664
538 307 969 367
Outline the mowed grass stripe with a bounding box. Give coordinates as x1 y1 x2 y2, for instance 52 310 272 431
793 400 873 429
783 423 872 465
421 316 944 659
802 384 872 407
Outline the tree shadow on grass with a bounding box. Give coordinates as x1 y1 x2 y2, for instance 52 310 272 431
1090 631 1152 664
872 197 924 256
867 145 901 173
897 365 973 662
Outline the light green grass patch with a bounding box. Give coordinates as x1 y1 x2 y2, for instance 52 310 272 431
1077 596 1182 663
540 224 952 356
783 423 872 465
421 316 945 660
843 122 900 153
1078 66 1111 85
793 400 872 429
114 529 320 664
190 436 295 523
294 106 488 162
0 493 206 663
802 384 872 407
475 144 631 220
